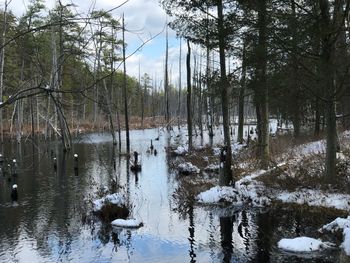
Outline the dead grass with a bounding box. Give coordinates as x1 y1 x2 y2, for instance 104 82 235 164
258 151 350 193
174 132 350 196
270 133 324 158
173 176 215 218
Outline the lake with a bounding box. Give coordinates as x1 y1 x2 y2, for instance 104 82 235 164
0 127 345 262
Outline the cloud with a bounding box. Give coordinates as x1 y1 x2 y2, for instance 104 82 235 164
8 0 181 87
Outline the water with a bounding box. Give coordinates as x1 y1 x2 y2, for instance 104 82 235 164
0 128 346 262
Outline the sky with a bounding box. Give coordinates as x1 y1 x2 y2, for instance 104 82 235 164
6 0 185 86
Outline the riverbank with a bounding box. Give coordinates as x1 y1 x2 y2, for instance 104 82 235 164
2 115 179 141
171 130 350 210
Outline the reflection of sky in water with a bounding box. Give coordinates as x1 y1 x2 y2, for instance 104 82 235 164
0 125 343 262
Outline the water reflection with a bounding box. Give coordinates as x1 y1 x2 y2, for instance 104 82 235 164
0 128 346 262
220 216 234 262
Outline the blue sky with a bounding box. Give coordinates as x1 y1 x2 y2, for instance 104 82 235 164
7 0 185 86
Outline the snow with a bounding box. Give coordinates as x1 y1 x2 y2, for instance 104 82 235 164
111 218 143 228
196 186 240 204
321 216 350 232
234 170 271 206
342 228 350 255
343 130 350 138
174 145 188 155
231 143 246 155
277 237 327 252
213 144 245 157
178 162 200 174
213 147 221 156
196 170 270 207
204 163 220 172
277 190 350 211
321 216 350 255
92 193 126 212
292 140 325 157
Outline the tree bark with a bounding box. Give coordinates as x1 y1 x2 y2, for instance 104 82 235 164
122 15 130 153
238 40 247 144
217 0 233 186
255 0 270 169
319 0 337 179
290 0 301 138
186 39 193 150
0 0 9 144
164 20 170 128
178 38 182 130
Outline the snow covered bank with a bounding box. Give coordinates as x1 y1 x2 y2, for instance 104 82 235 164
321 216 350 232
196 170 270 207
196 164 350 210
196 186 240 204
93 193 126 212
321 216 350 255
277 190 350 211
277 237 331 252
213 143 246 157
111 218 143 228
204 163 220 173
174 145 188 155
178 162 200 174
291 140 325 157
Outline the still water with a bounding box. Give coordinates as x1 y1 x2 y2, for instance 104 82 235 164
0 128 345 262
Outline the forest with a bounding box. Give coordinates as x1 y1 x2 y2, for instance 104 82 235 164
1 0 350 262
0 0 349 178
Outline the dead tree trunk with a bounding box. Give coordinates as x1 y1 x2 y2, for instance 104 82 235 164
186 39 193 150
122 15 130 153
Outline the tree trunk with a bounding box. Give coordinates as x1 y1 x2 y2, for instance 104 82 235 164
164 20 170 129
314 98 321 136
319 0 338 179
103 79 117 145
238 40 247 144
255 0 270 169
178 38 182 130
217 0 233 186
122 15 130 153
291 0 301 138
186 39 193 150
0 1 9 144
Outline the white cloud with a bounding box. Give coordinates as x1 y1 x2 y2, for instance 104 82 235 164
8 0 181 87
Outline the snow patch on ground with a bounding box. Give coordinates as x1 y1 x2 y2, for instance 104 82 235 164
292 140 325 157
342 228 350 255
174 145 188 155
277 237 329 252
111 218 143 228
196 186 240 204
321 216 350 232
321 216 350 255
213 143 245 157
213 147 221 156
196 169 270 207
277 190 350 211
234 170 271 206
93 193 126 212
232 143 246 155
178 162 200 174
204 163 220 172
